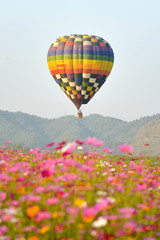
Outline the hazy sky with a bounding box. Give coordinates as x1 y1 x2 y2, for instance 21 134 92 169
0 0 160 121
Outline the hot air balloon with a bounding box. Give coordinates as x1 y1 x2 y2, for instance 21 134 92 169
47 34 114 118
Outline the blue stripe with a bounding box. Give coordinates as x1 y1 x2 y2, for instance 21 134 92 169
48 51 56 56
75 77 82 83
73 49 83 55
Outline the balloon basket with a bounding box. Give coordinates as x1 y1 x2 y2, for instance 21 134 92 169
77 110 83 119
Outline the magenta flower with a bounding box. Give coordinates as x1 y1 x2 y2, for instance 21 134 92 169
118 144 133 153
75 140 84 145
46 141 55 147
41 169 52 177
5 141 11 144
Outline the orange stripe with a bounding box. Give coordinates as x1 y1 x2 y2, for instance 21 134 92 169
51 70 59 75
65 69 74 74
58 69 66 74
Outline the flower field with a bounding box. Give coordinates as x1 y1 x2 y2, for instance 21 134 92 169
0 138 160 240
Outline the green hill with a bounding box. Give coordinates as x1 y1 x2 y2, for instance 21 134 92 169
0 110 160 154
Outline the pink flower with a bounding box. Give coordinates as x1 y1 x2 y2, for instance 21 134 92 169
1 214 14 222
28 194 41 203
94 140 104 147
118 144 133 153
107 149 114 154
64 173 77 181
118 207 137 218
46 142 55 147
103 147 108 152
5 141 11 144
86 137 104 147
30 147 39 154
136 183 147 191
61 143 77 155
0 192 6 201
95 198 110 211
86 137 97 145
83 207 97 222
46 197 59 205
0 225 8 235
35 211 51 222
123 220 137 234
35 186 45 193
82 165 93 172
143 238 156 240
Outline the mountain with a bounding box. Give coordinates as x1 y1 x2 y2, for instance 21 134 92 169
0 110 160 154
133 120 160 155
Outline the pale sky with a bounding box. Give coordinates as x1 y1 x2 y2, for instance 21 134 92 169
0 0 160 121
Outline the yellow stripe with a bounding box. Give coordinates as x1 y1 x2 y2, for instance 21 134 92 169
48 60 113 72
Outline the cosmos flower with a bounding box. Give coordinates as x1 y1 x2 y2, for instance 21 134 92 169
118 144 133 153
46 142 55 147
92 217 107 228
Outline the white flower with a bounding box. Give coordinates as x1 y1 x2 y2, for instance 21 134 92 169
110 168 115 172
92 217 107 228
102 172 107 176
96 191 107 196
3 207 18 215
77 146 83 150
108 197 116 203
61 142 77 153
10 217 19 223
95 198 103 203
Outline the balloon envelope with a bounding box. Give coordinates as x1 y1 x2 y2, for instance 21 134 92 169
47 34 114 110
